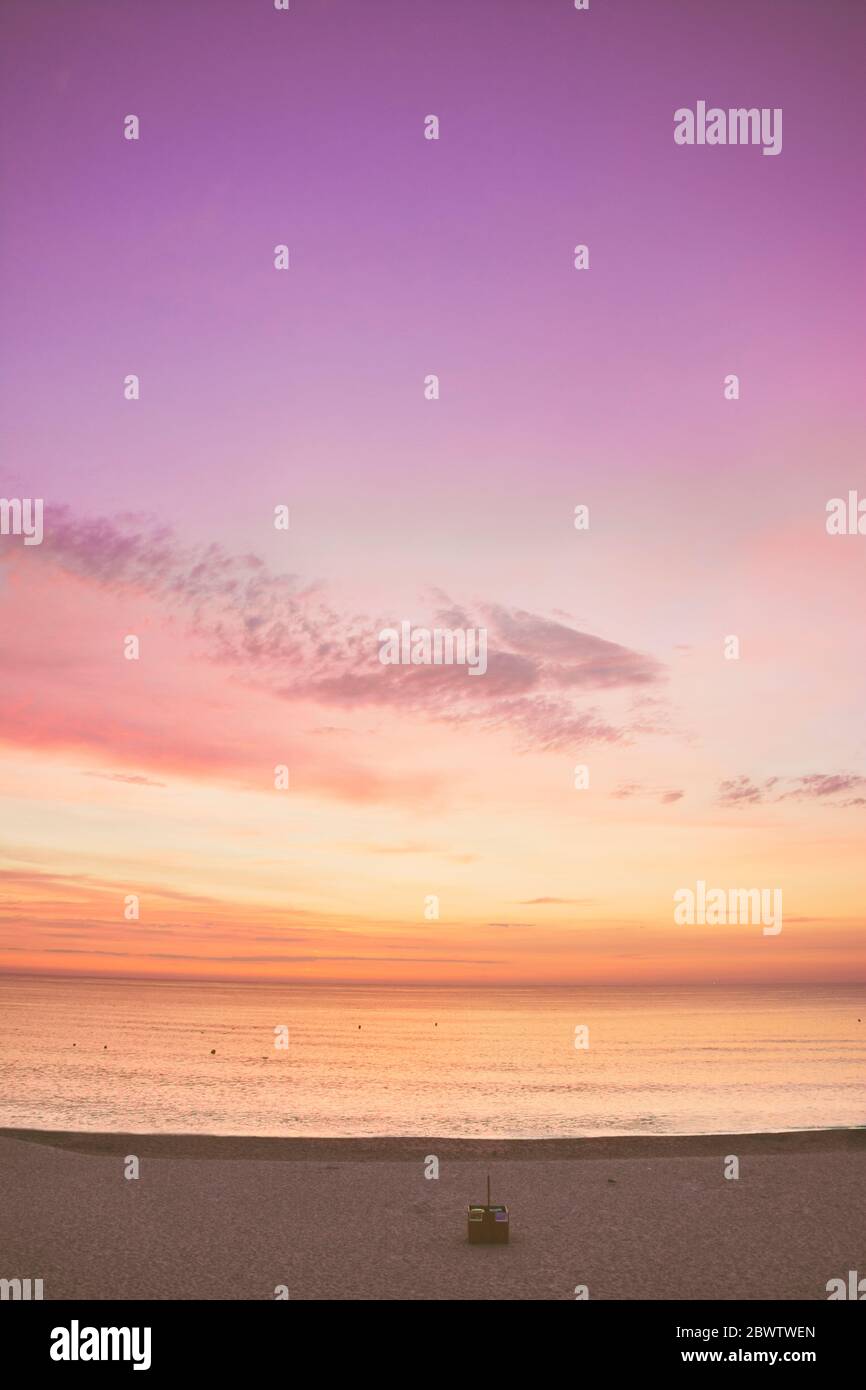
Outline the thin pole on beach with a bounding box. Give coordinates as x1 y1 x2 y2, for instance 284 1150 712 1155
487 1173 491 1208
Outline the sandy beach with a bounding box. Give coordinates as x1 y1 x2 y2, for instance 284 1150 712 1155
1 1127 862 1300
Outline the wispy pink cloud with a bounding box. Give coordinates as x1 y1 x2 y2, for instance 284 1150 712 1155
4 507 668 761
719 774 866 808
612 783 685 804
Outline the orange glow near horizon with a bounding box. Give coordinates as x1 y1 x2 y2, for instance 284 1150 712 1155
2 516 866 988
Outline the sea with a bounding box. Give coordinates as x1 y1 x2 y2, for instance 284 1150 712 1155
0 976 863 1138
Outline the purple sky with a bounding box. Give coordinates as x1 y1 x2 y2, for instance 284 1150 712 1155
3 0 863 541
2 1 865 984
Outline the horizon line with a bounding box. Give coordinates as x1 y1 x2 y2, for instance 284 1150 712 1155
2 968 865 990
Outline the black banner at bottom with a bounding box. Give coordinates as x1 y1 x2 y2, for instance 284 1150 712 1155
3 1299 861 1375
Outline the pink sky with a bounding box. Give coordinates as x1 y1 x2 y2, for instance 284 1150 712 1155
1 0 865 983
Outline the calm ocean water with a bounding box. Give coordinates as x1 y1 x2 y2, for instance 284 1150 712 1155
0 977 863 1138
